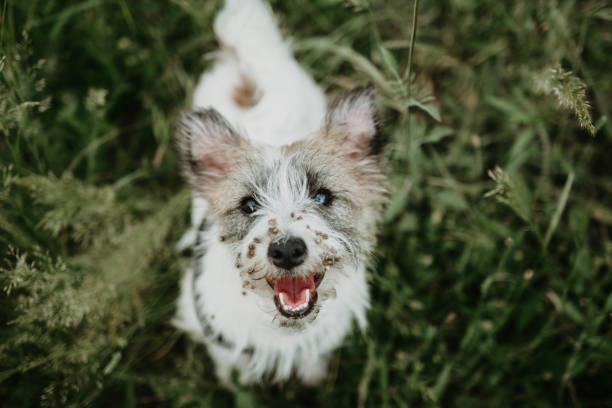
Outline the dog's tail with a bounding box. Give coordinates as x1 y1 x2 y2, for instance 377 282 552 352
214 0 290 62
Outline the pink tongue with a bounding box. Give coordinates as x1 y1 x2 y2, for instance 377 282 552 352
274 275 315 307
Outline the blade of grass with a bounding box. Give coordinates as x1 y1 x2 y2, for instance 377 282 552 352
544 172 574 248
357 340 377 408
404 0 420 96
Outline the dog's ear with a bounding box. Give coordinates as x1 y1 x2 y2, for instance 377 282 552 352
325 84 383 160
175 108 247 188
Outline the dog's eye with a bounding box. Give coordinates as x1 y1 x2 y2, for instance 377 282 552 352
313 189 333 206
240 197 258 215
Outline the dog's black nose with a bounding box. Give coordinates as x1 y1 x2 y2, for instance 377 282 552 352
268 237 307 269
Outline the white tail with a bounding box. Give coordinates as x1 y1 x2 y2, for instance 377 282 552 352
214 0 290 61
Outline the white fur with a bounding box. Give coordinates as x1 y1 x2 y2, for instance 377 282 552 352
173 0 369 385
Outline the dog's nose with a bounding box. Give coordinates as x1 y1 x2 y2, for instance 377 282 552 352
268 237 307 269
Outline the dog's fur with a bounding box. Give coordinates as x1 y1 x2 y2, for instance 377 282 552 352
173 0 387 386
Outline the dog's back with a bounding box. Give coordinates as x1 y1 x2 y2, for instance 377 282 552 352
193 0 326 146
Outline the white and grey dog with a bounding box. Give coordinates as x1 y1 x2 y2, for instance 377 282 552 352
173 0 387 386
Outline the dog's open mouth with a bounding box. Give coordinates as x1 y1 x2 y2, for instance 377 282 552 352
267 273 324 318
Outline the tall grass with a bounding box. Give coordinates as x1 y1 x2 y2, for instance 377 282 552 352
1 0 611 406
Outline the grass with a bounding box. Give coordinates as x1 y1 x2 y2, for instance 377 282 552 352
1 0 611 406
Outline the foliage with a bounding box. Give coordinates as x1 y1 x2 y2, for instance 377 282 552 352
1 0 611 407
534 64 595 135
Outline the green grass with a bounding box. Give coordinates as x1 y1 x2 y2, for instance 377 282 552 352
1 0 611 406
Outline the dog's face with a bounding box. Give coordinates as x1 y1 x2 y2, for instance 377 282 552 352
176 86 387 328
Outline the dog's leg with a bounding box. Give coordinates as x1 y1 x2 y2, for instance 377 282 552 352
207 344 240 388
295 354 329 386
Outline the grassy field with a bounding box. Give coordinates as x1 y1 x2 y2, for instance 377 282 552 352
1 0 611 406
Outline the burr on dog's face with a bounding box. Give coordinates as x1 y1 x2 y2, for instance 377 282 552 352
176 86 387 327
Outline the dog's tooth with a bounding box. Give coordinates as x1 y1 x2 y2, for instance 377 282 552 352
278 289 314 314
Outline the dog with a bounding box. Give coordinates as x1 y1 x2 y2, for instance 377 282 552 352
172 0 388 386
